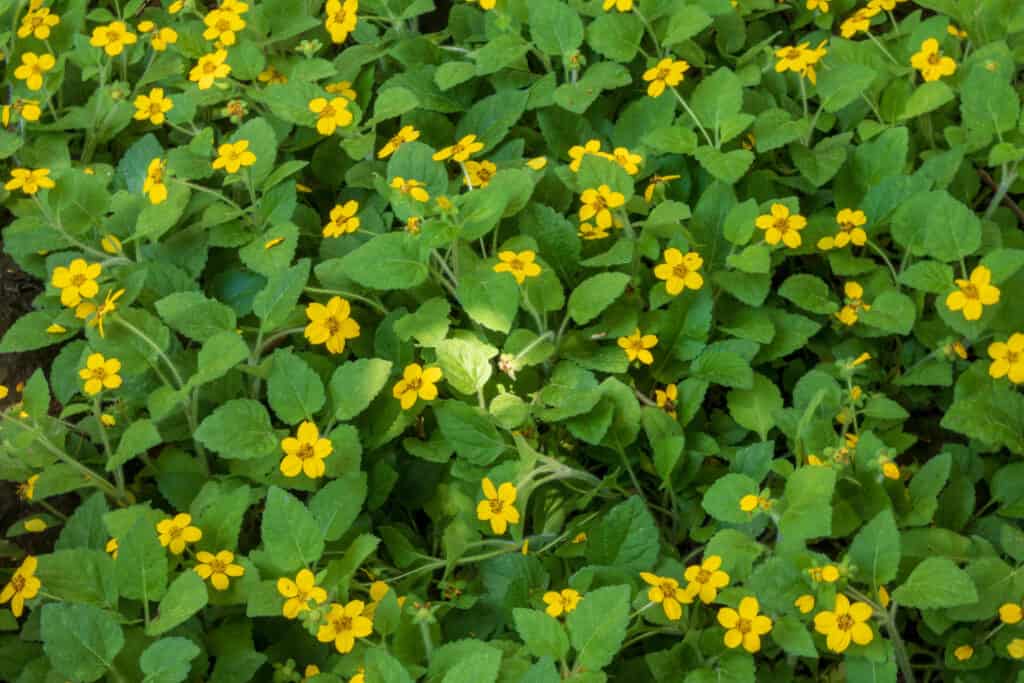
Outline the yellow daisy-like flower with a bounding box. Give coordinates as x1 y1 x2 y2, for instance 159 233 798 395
911 38 957 82
717 597 773 653
257 66 287 85
19 8 60 40
309 97 353 135
317 601 374 653
5 167 55 195
144 158 168 204
611 147 642 176
755 203 807 248
618 328 658 365
991 335 1024 383
807 0 829 11
947 24 968 40
603 0 633 12
433 134 484 163
945 266 1000 321
79 352 122 395
794 594 815 614
814 594 874 653
640 572 691 620
323 200 360 237
775 43 812 75
101 413 116 427
16 474 38 501
378 124 420 158
881 460 901 480
953 644 973 661
51 258 101 307
325 80 357 98
0 556 41 618
156 513 202 555
390 176 430 202
684 555 730 604
808 564 840 583
325 0 359 44
189 50 231 90
642 58 689 98
393 363 443 410
464 159 497 188
840 7 880 39
836 281 871 327
493 250 542 284
280 421 333 479
1010 639 1024 659
278 569 328 619
543 589 581 618
999 601 1022 624
818 208 868 250
13 52 55 91
568 139 605 172
654 248 704 296
476 478 520 535
467 0 497 10
133 88 173 125
739 494 772 513
89 21 137 56
578 222 610 240
88 288 125 338
655 383 677 418
11 99 42 123
304 296 360 354
105 538 119 559
151 27 178 51
212 140 256 174
194 550 245 591
579 185 625 230
203 9 246 46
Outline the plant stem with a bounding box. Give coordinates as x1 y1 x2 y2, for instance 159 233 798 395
670 88 714 148
303 287 388 314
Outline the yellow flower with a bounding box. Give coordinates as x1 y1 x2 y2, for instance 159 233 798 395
911 38 957 82
79 353 122 396
325 0 359 44
13 52 55 91
775 43 812 75
212 140 256 173
1010 639 1024 659
90 21 137 56
46 323 66 334
807 0 829 11
393 363 443 410
578 222 610 240
51 258 101 307
195 550 245 590
526 156 547 170
755 203 806 248
144 158 168 204
309 97 353 135
951 644 974 661
808 564 840 583
317 601 374 653
325 80 357 98
465 160 497 188
5 167 55 195
840 7 880 38
19 8 60 40
433 134 484 162
278 569 328 619
101 234 123 254
304 296 360 354
11 99 42 123
16 474 38 501
378 125 420 158
611 147 642 176
203 9 245 45
655 383 677 418
618 329 658 365
89 288 125 338
794 594 815 614
643 174 680 202
717 597 773 653
946 266 999 321
189 50 231 90
493 250 542 284
169 0 184 13
814 594 874 653
220 0 250 14
137 20 156 33
280 421 333 479
405 216 422 234
999 602 1022 624
467 0 497 10
684 555 730 603
640 572 691 620
476 478 520 535
818 208 868 250
156 513 202 555
947 24 967 40
105 538 119 559
654 248 704 296
0 556 41 618
579 185 625 229
323 201 360 237
133 87 173 125
987 333 1024 383
543 589 581 618
836 281 871 326
22 518 45 533
390 176 430 202
881 460 901 480
101 413 116 426
572 532 587 544
603 0 633 11
642 58 689 97
148 25 176 51
568 139 604 172
258 66 287 84
304 665 322 681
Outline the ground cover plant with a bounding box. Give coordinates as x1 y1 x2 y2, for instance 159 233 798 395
1 0 1024 681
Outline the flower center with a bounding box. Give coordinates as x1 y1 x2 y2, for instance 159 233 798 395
1007 351 1020 363
325 317 341 334
11 575 25 592
405 377 422 393
837 614 854 631
737 618 752 633
336 616 353 631
961 283 979 299
696 569 711 584
216 18 231 31
477 167 492 182
150 102 163 114
927 53 941 65
90 368 108 381
509 259 524 271
320 104 336 119
203 62 218 74
671 264 690 279
168 525 183 539
209 559 227 573
660 582 677 600
489 498 504 514
785 48 802 60
70 273 87 287
297 443 315 461
773 217 790 231
657 67 671 80
591 197 607 211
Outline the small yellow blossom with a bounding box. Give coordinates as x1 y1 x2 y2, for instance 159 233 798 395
755 203 807 248
89 288 124 338
278 569 328 619
579 185 625 229
280 421 333 479
51 258 101 307
101 413 116 426
946 266 999 321
654 248 704 295
133 88 173 125
807 0 829 11
643 174 680 202
393 363 442 410
195 550 245 590
603 0 633 12
881 460 900 480
212 140 256 173
189 50 231 90
808 564 840 583
169 0 184 12
5 167 55 195
13 52 55 91
318 601 373 653
16 475 38 501
740 494 771 513
953 644 973 661
323 200 360 237
22 519 44 535
378 125 420 158
0 556 41 618
655 383 677 418
101 234 123 254
309 97 353 135
144 158 168 204
818 209 868 250
258 66 287 84
947 24 967 39
90 21 137 56
543 589 581 618
325 0 359 44
578 222 610 240
526 156 548 170
305 296 360 354
1009 639 1024 659
464 160 497 188
467 0 496 9
840 6 880 39
19 8 60 40
152 26 178 50
618 329 658 365
476 478 520 535
104 538 119 559
999 602 1022 624
717 597 773 653
568 139 605 172
642 58 689 97
390 176 430 202
684 555 730 603
911 39 957 82
493 250 542 284
794 594 815 614
814 594 874 653
836 281 871 326
640 572 691 620
156 513 202 555
988 333 1024 383
433 134 484 163
203 9 246 46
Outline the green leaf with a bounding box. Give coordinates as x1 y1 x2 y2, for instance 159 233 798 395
440 648 502 683
816 63 875 113
587 13 643 63
691 67 743 127
702 473 758 524
394 298 450 347
107 419 161 472
528 0 584 56
310 473 368 542
0 310 76 352
849 509 901 586
335 233 429 291
900 81 955 119
690 349 754 389
457 90 530 152
41 603 124 683
772 615 817 658
365 649 414 683
456 265 520 334
859 291 916 335
115 516 168 602
693 147 754 184
194 399 278 459
778 466 836 546
370 86 419 123
145 571 209 636
231 117 278 185
891 557 978 609
191 330 250 387
514 608 570 660
664 5 713 45
586 496 659 571
891 191 981 263
898 261 955 294
329 358 394 420
261 486 325 573
778 274 839 315
566 584 630 672
727 373 783 440
190 481 251 551
155 292 238 342
140 637 201 683
436 336 497 395
434 400 507 465
568 272 631 325
267 348 326 424
252 258 310 332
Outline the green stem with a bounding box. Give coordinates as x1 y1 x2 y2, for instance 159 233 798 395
112 314 185 389
866 239 899 286
670 87 714 148
984 164 1018 220
93 398 122 495
303 287 388 314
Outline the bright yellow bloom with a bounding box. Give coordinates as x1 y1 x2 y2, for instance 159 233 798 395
684 555 730 604
156 513 202 555
133 88 173 125
947 24 967 39
794 594 815 614
5 167 55 195
309 97 353 135
195 550 245 590
578 222 610 240
946 266 999 321
11 99 42 123
836 281 871 327
656 383 677 418
718 597 773 652
603 0 632 11
755 203 806 248
654 248 704 296
643 174 680 202
807 0 829 11
611 147 642 175
304 296 360 354
952 644 973 661
464 159 497 188
51 258 101 307
23 518 46 533
0 556 40 618
317 601 373 653
16 474 38 501
189 50 231 90
79 353 122 396
390 176 430 202
882 461 901 480
144 158 168 204
101 413 116 426
740 494 771 513
808 564 840 583
13 52 55 91
579 185 625 229
280 421 333 479
90 21 137 56
643 58 689 97
467 0 496 10
476 477 520 535
433 134 484 162
325 0 359 44
212 140 256 173
818 208 868 250
405 216 422 234
393 363 443 410
840 7 880 38
814 594 874 653
89 288 125 338
378 125 420 158
278 569 328 619
304 665 322 681
325 80 357 98
169 1 184 13
323 200 360 237
543 589 581 618
568 139 605 172
911 39 957 82
147 25 176 51
203 9 245 45
999 602 1022 624
640 572 691 620
220 0 250 14
258 66 287 84
1010 639 1024 659
19 8 60 40
101 234 123 254
618 328 658 365
775 44 812 75
493 250 542 284
526 156 547 170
